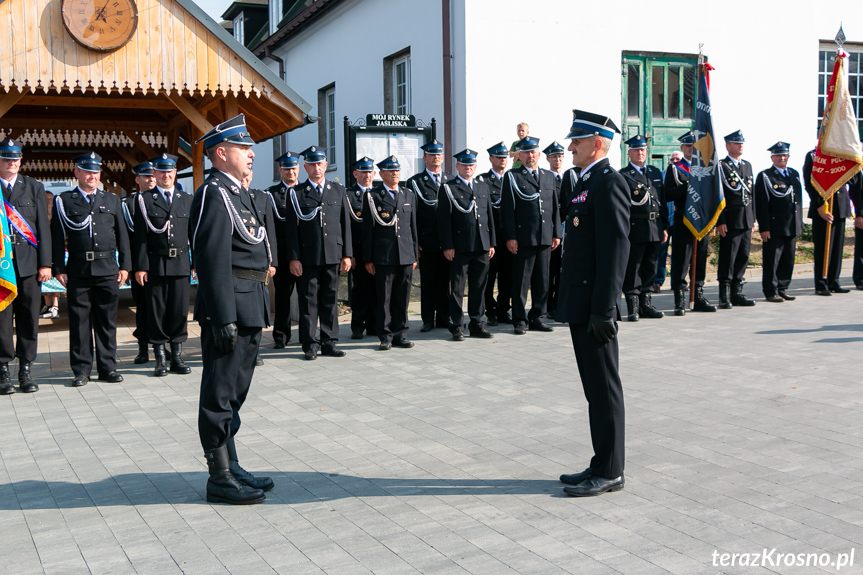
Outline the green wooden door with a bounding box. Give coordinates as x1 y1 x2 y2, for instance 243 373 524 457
621 53 699 170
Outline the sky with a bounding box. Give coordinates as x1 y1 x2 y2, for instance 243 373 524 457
193 0 234 23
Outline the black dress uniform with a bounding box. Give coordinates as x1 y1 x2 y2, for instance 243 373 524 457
803 149 854 293
363 157 418 347
51 156 131 383
543 142 566 319
0 148 52 393
754 144 803 300
619 159 667 320
438 156 496 338
265 175 296 347
717 146 756 307
851 177 863 290
480 167 512 326
122 184 151 364
557 111 630 496
133 177 193 374
286 173 351 358
501 138 561 332
346 164 377 338
407 166 452 330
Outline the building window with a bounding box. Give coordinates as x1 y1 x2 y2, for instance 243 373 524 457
384 48 411 115
269 0 282 35
233 13 244 44
818 43 863 137
317 83 337 168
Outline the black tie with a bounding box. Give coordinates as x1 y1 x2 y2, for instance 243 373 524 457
164 190 171 205
87 194 94 205
433 173 440 187
2 183 11 200
533 170 540 186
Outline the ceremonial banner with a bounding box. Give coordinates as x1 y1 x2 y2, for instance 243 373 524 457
811 50 863 198
0 202 17 311
684 62 724 240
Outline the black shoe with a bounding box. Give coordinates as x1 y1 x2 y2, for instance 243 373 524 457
486 314 498 327
98 371 124 383
0 363 14 395
273 340 286 349
563 476 624 497
153 344 169 377
393 339 414 348
351 331 364 340
693 286 717 312
673 289 686 316
856 284 863 291
226 437 274 492
765 294 784 303
420 322 433 332
204 444 266 505
513 323 527 335
529 321 553 332
638 293 663 319
71 374 89 387
451 329 465 341
559 468 592 486
169 343 192 374
321 345 346 357
731 281 756 306
470 328 493 339
304 348 318 361
379 341 392 351
255 355 264 366
829 284 850 294
625 294 639 322
778 291 796 301
717 282 732 309
815 289 832 296
133 341 150 364
18 361 38 393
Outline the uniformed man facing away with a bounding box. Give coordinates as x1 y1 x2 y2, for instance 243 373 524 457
557 109 630 497
191 115 274 505
124 162 156 365
664 131 716 315
0 139 52 394
438 149 496 341
716 130 756 308
803 147 855 295
481 142 512 326
288 146 352 361
544 141 566 320
265 152 300 348
133 153 193 377
362 156 418 350
501 136 561 334
619 134 667 321
406 140 452 332
346 156 378 339
52 152 130 387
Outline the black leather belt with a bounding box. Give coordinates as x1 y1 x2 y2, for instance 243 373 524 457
633 213 658 220
70 250 114 261
232 267 269 285
151 247 187 258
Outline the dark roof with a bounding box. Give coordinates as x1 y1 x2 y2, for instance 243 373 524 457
252 0 346 56
221 0 268 22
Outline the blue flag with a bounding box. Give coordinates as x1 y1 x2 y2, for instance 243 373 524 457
684 62 725 241
0 201 17 311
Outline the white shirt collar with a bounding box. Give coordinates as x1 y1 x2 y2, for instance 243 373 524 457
580 158 605 178
457 175 473 188
425 168 442 180
78 187 97 200
0 175 17 189
628 162 645 174
726 156 741 167
156 186 174 195
491 170 504 180
216 170 243 189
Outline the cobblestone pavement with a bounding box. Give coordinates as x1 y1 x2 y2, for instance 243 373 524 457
1 265 861 574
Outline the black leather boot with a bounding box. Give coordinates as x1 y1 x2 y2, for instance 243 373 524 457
18 360 38 393
134 340 149 364
204 444 266 505
718 281 732 309
731 281 756 306
0 363 15 395
153 344 169 377
638 293 663 319
169 343 191 374
226 436 274 491
673 289 686 316
693 286 717 312
625 294 639 322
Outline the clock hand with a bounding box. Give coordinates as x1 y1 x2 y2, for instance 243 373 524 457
95 0 110 22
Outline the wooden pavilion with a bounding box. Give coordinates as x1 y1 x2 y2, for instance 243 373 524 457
0 0 311 193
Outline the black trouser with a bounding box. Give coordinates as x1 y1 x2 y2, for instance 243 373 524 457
297 264 339 352
511 245 550 326
198 323 261 451
852 224 863 287
623 241 661 295
762 235 797 296
717 228 751 282
0 273 39 363
375 264 413 343
272 260 295 345
418 250 450 325
812 217 846 291
67 274 119 376
145 274 189 344
569 322 625 479
670 221 709 289
449 251 490 333
130 276 148 345
548 245 562 314
349 259 376 335
484 245 512 317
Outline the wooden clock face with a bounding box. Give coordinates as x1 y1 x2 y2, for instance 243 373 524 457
61 0 138 52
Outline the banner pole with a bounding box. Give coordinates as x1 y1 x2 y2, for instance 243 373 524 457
822 194 834 278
